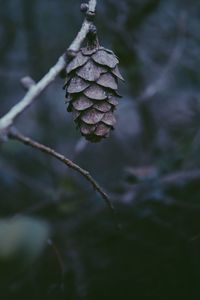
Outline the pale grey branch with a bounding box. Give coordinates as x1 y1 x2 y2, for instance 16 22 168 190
20 76 36 90
0 0 97 140
0 56 66 139
88 0 97 13
68 22 91 53
67 0 97 53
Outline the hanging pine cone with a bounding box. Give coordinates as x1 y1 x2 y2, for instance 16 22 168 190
64 45 124 142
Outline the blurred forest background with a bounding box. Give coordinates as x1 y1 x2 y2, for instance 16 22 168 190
1 0 200 299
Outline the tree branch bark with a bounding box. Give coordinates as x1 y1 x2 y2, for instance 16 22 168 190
0 0 97 140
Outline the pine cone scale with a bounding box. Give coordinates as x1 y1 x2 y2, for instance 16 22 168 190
81 109 104 125
72 96 93 111
92 49 119 68
67 77 89 94
81 47 97 56
111 65 125 81
77 60 107 82
95 123 110 136
80 123 96 135
83 84 107 100
66 52 89 74
93 102 111 112
102 112 116 126
97 73 118 90
107 96 119 106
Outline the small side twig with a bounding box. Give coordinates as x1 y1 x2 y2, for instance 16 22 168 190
0 56 66 139
20 76 36 90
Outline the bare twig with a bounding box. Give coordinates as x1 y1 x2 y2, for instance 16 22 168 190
8 129 115 214
0 0 97 140
67 0 96 54
20 76 36 90
67 0 97 53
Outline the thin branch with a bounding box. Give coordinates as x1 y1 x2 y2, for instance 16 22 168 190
20 76 36 90
8 129 115 214
88 0 97 13
68 22 91 54
67 0 96 53
0 56 66 138
0 0 97 140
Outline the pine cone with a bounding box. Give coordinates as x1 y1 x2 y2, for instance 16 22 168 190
64 46 124 142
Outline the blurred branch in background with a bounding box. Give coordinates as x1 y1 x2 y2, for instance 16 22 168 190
137 11 187 103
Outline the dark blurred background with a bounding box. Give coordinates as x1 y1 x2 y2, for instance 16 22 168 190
1 0 200 299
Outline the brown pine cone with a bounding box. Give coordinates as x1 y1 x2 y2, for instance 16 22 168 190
64 46 124 142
